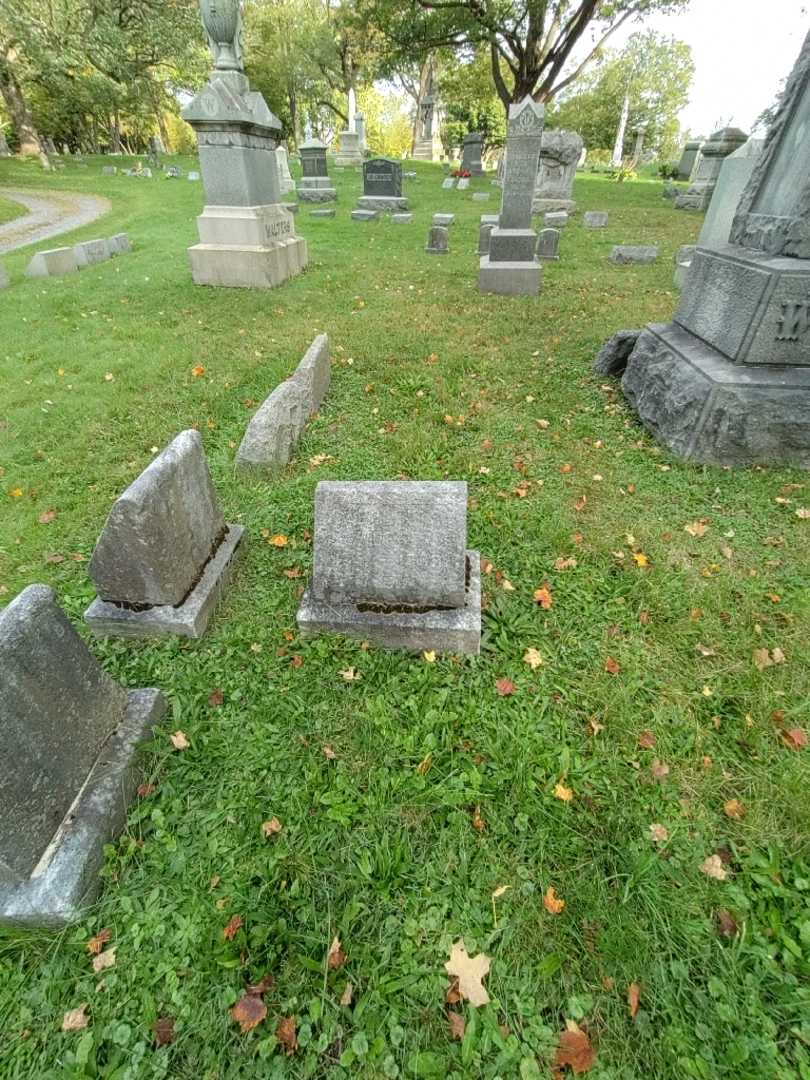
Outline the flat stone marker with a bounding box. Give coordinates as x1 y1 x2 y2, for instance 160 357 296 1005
442 178 456 189
426 225 449 254
188 171 200 181
351 209 379 221
310 208 336 218
391 213 413 223
472 193 490 202
102 166 117 176
403 171 417 179
478 223 494 254
432 213 455 227
25 247 78 278
584 211 608 228
85 430 244 639
74 239 110 268
610 245 659 264
297 480 481 654
536 228 560 261
457 177 470 190
0 584 165 926
544 210 568 228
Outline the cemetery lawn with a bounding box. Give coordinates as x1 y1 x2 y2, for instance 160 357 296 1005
0 194 25 226
2 155 810 1080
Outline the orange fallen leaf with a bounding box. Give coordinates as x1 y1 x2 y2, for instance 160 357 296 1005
723 799 745 820
628 982 641 1020
223 915 243 940
604 656 620 676
495 677 516 696
533 584 553 608
137 783 156 798
61 1005 89 1032
269 534 288 547
554 1026 596 1074
554 781 573 803
262 818 283 837
638 730 656 749
191 365 205 377
543 886 565 914
230 994 267 1033
276 1015 298 1054
327 935 347 969
782 727 807 750
86 928 112 955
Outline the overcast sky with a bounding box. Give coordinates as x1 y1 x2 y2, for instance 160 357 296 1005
611 0 808 136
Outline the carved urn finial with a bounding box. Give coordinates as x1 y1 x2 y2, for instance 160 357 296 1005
200 0 243 72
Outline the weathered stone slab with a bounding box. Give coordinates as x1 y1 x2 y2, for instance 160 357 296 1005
426 225 449 254
290 333 331 412
478 256 541 296
108 233 132 255
442 178 456 189
478 223 494 254
536 228 560 261
533 129 582 213
677 138 703 180
698 138 763 250
311 480 468 608
544 210 568 228
391 213 413 223
457 178 470 190
480 214 499 226
310 208 336 218
461 132 484 176
25 247 78 278
188 171 201 181
74 239 110 268
593 329 641 375
357 196 409 212
433 213 455 227
610 245 659 264
472 193 490 202
299 187 337 202
0 584 165 926
675 127 748 211
89 430 225 607
584 211 608 228
102 166 117 176
352 209 379 221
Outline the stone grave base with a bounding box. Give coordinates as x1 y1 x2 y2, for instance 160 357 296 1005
297 550 481 655
532 197 576 215
0 688 166 927
675 189 710 211
357 196 409 212
86 525 245 639
334 153 363 168
622 322 810 468
189 204 307 288
478 256 541 296
298 187 337 202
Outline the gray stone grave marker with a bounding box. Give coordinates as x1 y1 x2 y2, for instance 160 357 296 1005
610 245 659 264
536 228 560 261
533 130 583 213
426 225 449 254
25 247 78 278
357 158 408 212
298 137 337 202
461 132 484 176
584 211 608 228
675 127 748 211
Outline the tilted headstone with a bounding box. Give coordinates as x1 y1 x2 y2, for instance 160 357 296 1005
25 247 78 278
357 158 408 212
85 430 244 638
181 0 307 288
297 481 481 653
618 28 810 466
675 127 748 211
610 245 659 264
298 136 337 202
697 138 764 250
536 228 560 261
0 585 165 926
460 132 484 176
584 211 608 228
532 130 583 214
479 96 544 296
426 225 449 254
676 138 703 180
74 239 110 268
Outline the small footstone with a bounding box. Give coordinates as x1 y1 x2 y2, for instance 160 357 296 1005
480 214 499 226
471 193 490 202
188 171 200 181
102 166 117 176
544 210 568 228
442 178 456 189
74 239 110 268
403 171 417 178
351 210 379 221
593 329 642 376
310 208 336 218
426 225 449 254
0 584 166 926
584 211 608 228
536 228 560 261
391 213 413 223
432 213 455 227
25 247 78 278
107 233 132 255
457 178 470 189
610 245 659 264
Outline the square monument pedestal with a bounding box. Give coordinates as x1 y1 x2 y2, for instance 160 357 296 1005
478 255 541 296
189 205 308 289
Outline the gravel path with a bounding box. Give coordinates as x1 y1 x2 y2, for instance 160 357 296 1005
0 188 111 254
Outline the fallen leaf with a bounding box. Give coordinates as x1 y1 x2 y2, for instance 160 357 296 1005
153 1016 175 1046
416 752 433 775
223 914 243 940
574 495 587 512
38 509 57 524
716 909 739 937
448 1012 466 1040
276 1016 298 1054
230 994 267 1033
492 884 511 899
523 647 544 670
86 928 112 955
170 730 189 750
208 688 224 707
61 1005 89 1032
191 365 205 377
554 782 573 803
782 727 807 750
340 667 362 682
627 982 641 1019
533 584 553 608
632 552 649 567
327 935 347 969
340 982 354 1006
322 744 337 759
445 940 490 1007
604 656 620 676
701 855 729 881
104 372 114 382
649 823 668 844
137 783 156 797
9 487 23 498
795 507 810 519
723 799 746 820
471 805 486 832
283 567 302 579
543 886 565 914
45 553 65 563
554 1027 596 1074
262 818 283 838
495 677 516 696
651 759 670 781
92 948 116 973
423 650 436 663
638 730 656 749
684 520 709 537
554 556 577 571
269 534 288 547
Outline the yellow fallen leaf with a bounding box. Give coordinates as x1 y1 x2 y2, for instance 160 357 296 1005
262 817 283 837
92 948 116 973
723 799 745 820
170 730 190 750
444 939 491 1007
269 534 288 547
8 488 23 498
684 520 709 537
523 647 544 670
191 365 205 377
543 886 565 914
423 650 436 663
554 781 573 802
701 854 729 881
62 1004 89 1031
632 552 649 567
340 667 361 682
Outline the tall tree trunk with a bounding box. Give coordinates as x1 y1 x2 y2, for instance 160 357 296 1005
411 54 432 155
611 91 630 166
110 109 122 154
0 51 41 157
288 84 297 146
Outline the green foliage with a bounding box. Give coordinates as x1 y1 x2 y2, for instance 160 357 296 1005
357 84 411 158
549 31 694 162
439 47 505 153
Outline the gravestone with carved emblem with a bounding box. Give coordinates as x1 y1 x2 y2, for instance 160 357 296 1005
612 28 810 467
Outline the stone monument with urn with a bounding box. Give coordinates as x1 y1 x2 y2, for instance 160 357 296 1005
182 0 307 288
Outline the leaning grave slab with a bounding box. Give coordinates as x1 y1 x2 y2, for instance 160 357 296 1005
85 430 244 638
297 481 481 654
0 585 166 927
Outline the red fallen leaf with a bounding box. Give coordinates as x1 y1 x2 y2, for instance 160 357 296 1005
627 982 641 1020
153 1016 175 1046
38 509 57 524
554 1028 596 1074
290 655 304 669
471 805 486 832
230 994 267 1033
208 688 224 707
446 978 461 1004
276 1015 298 1054
136 783 156 798
638 730 656 749
86 928 112 955
223 915 243 940
448 1011 466 1040
327 935 347 969
533 584 553 608
716 909 739 938
604 656 620 676
495 678 516 696
782 728 807 750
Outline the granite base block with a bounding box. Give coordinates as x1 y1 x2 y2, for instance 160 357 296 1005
357 196 409 212
478 256 541 296
298 188 337 203
622 323 810 467
297 551 481 655
532 198 576 215
85 525 244 639
351 210 379 221
0 688 166 927
188 239 307 289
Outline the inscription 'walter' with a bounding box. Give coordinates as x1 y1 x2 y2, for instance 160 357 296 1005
776 301 810 341
266 218 292 240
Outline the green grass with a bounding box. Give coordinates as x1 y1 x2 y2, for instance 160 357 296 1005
1 154 809 1080
0 193 25 226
